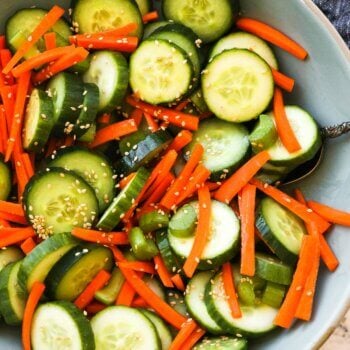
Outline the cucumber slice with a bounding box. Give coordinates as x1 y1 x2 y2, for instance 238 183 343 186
130 39 193 104
23 88 55 152
237 279 256 306
193 336 248 350
8 30 41 60
95 267 125 305
0 157 11 200
73 0 143 38
0 262 26 325
78 123 96 143
267 106 322 167
0 246 24 272
262 282 286 308
168 203 197 238
255 252 294 285
18 232 78 292
249 114 278 153
83 51 129 112
185 271 224 334
119 130 148 156
184 118 250 181
205 270 278 337
117 130 173 175
139 211 169 233
23 168 99 236
130 227 158 261
48 146 115 212
91 306 161 349
209 32 278 69
256 197 307 264
47 72 84 137
141 309 172 350
135 0 152 16
261 162 291 175
68 55 91 75
189 89 210 114
168 200 240 269
162 0 236 43
143 21 170 39
45 244 113 301
97 167 150 231
31 301 94 350
202 49 274 123
166 290 188 317
73 83 100 138
144 275 166 301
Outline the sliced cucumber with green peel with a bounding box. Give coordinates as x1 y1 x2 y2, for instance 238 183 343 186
31 301 95 350
135 0 152 16
166 290 188 317
267 106 322 167
91 306 161 349
209 32 278 69
162 0 236 43
119 130 148 156
262 282 286 308
185 271 224 334
45 244 113 301
73 0 143 38
18 232 78 292
143 21 170 39
139 210 169 233
23 88 55 153
0 247 24 272
205 269 278 337
261 162 291 175
130 39 193 104
83 51 129 112
47 146 115 212
7 30 41 60
0 262 26 325
168 203 197 238
23 168 99 236
168 200 240 269
0 157 11 201
202 49 274 122
190 89 210 114
47 72 84 137
97 167 150 231
78 123 96 143
193 336 248 350
184 118 250 181
117 130 172 175
256 197 307 264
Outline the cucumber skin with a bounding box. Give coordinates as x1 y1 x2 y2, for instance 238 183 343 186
0 157 12 201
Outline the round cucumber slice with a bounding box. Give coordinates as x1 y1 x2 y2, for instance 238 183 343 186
193 336 248 350
202 49 274 122
143 21 170 39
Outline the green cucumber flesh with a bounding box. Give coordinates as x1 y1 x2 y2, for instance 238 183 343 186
193 336 248 350
262 282 286 308
130 227 158 261
143 21 170 39
139 210 169 233
189 89 210 114
0 158 11 201
119 130 148 156
0 246 24 272
166 290 188 317
168 203 197 238
78 123 96 143
135 0 152 16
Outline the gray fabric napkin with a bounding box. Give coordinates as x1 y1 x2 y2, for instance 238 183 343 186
313 0 350 47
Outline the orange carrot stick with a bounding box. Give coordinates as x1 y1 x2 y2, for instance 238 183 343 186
183 186 211 278
215 151 271 204
274 235 318 328
4 5 65 74
0 105 8 153
271 68 295 92
0 85 16 125
167 130 193 152
236 17 308 60
22 281 46 350
273 87 301 153
74 270 111 309
131 296 149 308
250 178 331 234
171 273 186 292
0 50 15 85
44 32 56 50
88 119 137 148
20 237 37 255
144 111 159 132
0 201 25 217
116 280 137 306
0 212 27 225
0 218 10 228
118 261 156 275
21 153 34 179
182 328 206 350
0 227 35 248
74 36 138 52
85 301 106 314
154 255 174 288
222 262 242 318
239 184 257 276
0 36 5 50
169 319 198 350
142 11 159 24
71 227 129 245
129 108 143 127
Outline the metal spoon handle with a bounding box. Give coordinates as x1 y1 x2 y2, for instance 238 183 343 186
321 122 350 139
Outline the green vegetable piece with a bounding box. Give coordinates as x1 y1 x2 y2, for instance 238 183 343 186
237 277 256 306
139 211 169 233
168 203 197 238
119 130 147 155
262 282 286 308
129 227 158 261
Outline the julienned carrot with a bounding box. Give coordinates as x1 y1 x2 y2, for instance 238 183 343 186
44 32 56 50
236 17 308 60
118 172 136 190
0 218 10 228
176 164 211 206
88 119 137 148
0 201 25 217
0 106 8 153
0 227 35 248
239 184 257 277
74 269 111 309
144 111 159 132
5 71 31 162
222 262 242 318
141 170 172 204
142 11 159 24
274 235 318 328
205 181 221 191
129 108 143 127
21 153 35 179
169 319 198 350
85 301 106 314
131 296 149 308
175 100 190 111
181 328 206 350
71 227 129 245
183 186 211 278
161 143 204 209
0 226 32 237
22 281 45 350
118 261 156 274
20 237 37 255
116 280 137 306
0 85 16 125
14 152 30 196
3 5 65 74
294 189 339 272
109 245 126 263
154 254 174 288
273 88 301 153
11 46 74 77
0 50 15 85
215 151 271 204
167 130 193 152
126 96 199 131
0 36 5 50
119 265 187 329
250 178 331 234
74 36 138 53
307 200 350 227
33 47 89 84
271 68 295 92
171 273 186 292
0 212 27 225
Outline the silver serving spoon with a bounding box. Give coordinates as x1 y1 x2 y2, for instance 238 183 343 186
282 122 350 185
